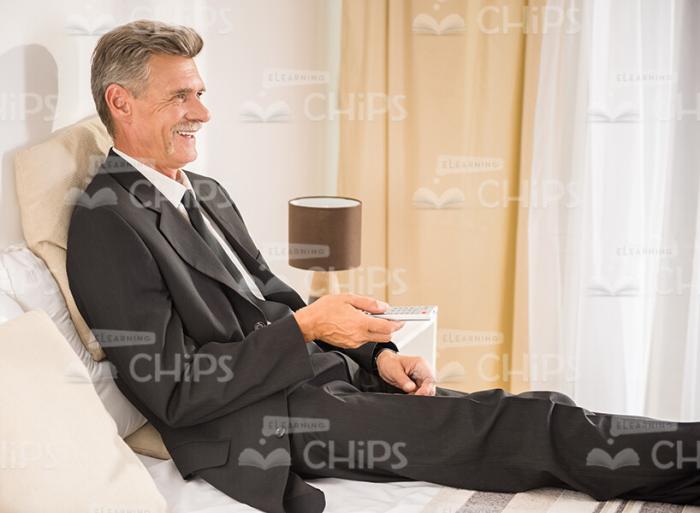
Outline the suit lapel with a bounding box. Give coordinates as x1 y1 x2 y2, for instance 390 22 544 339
105 150 264 313
157 202 266 311
187 173 306 310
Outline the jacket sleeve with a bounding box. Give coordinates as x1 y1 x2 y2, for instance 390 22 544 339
220 180 399 373
252 245 399 373
314 340 398 373
67 206 315 429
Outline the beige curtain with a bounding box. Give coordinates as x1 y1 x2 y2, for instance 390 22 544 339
338 0 543 392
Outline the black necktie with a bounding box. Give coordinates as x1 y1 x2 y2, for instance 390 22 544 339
181 189 266 308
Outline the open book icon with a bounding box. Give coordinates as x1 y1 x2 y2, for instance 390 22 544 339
63 360 92 384
586 280 639 297
587 107 640 124
412 13 466 35
238 448 291 470
65 15 115 36
239 101 291 123
412 187 465 209
437 361 467 383
65 187 118 209
64 360 118 384
586 447 640 470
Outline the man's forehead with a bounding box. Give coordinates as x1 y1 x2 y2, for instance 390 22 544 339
147 54 205 88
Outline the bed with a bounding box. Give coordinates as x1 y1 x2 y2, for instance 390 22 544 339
138 453 700 513
138 453 445 513
4 116 698 513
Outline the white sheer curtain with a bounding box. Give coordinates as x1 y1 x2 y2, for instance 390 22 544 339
528 0 700 419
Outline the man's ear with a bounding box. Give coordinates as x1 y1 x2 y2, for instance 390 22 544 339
104 83 132 127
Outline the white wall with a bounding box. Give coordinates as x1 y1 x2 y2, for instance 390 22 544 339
0 0 341 298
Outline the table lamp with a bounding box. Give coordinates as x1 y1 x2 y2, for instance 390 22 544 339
288 196 362 302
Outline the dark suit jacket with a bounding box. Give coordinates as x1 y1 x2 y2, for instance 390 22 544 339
66 149 396 513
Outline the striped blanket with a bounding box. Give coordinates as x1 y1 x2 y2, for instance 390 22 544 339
421 487 700 513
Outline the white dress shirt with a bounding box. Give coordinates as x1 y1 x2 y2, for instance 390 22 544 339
112 147 265 300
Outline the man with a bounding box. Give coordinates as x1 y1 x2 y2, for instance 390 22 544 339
67 20 700 513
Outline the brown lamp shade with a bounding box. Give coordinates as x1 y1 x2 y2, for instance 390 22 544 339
288 196 362 271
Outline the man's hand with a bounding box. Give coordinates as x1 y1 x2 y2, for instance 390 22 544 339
376 350 436 396
293 293 405 349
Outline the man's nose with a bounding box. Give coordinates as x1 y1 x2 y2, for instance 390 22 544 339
190 97 211 123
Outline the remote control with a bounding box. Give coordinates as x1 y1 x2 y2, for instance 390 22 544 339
370 305 437 321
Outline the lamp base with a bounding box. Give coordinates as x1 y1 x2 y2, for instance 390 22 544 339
308 271 341 303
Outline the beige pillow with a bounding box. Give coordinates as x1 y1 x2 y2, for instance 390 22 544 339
0 310 167 512
14 116 171 460
15 115 111 361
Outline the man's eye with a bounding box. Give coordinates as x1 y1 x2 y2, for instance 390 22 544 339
174 93 187 101
196 91 204 99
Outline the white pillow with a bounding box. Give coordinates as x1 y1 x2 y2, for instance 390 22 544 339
0 291 24 324
0 244 146 438
0 310 166 513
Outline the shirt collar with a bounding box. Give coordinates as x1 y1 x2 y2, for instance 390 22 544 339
112 147 192 208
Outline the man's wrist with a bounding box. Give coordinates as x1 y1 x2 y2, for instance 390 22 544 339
292 308 317 343
374 347 396 369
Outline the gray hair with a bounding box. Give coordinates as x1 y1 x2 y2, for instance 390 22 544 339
91 20 203 137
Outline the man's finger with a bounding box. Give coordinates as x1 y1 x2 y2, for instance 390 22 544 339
366 317 404 334
398 377 417 393
392 364 417 393
380 358 417 393
414 378 436 396
346 294 390 314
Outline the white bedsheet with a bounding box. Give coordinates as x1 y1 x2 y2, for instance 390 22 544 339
137 454 445 513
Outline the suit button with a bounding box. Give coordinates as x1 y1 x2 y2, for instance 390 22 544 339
275 426 286 438
254 321 266 330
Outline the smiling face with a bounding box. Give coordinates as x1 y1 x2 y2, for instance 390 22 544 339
109 53 210 177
